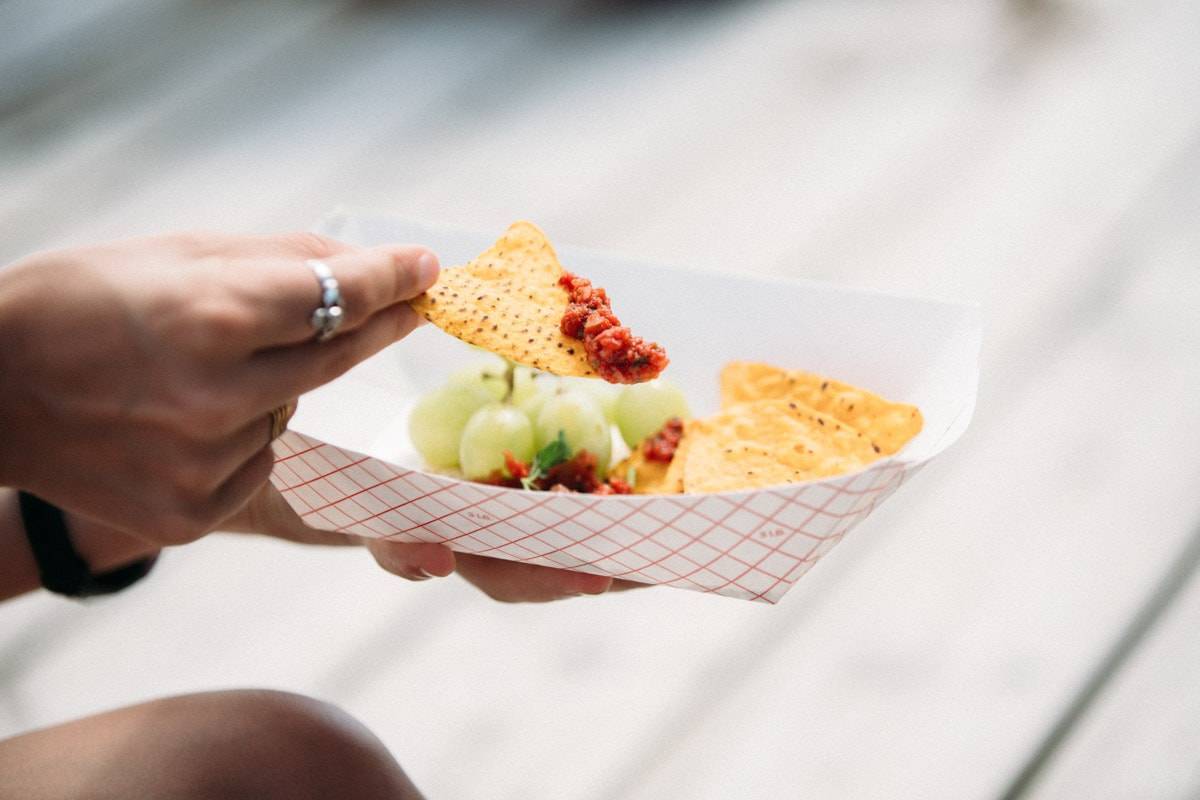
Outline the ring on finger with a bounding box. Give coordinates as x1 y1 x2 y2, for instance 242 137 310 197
306 259 344 341
268 401 297 442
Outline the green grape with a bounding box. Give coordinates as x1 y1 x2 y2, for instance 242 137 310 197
535 390 611 474
408 384 495 469
560 377 619 423
459 404 535 480
515 370 556 424
510 366 540 405
615 379 690 448
447 358 508 401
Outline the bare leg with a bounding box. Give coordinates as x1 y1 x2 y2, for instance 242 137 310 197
0 690 425 800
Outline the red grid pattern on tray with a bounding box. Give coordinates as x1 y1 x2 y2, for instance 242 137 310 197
272 432 913 603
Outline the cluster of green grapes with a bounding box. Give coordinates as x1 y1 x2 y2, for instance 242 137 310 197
409 355 689 482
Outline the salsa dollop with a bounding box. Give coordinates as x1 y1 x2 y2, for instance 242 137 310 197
489 450 632 495
558 272 668 384
643 417 684 462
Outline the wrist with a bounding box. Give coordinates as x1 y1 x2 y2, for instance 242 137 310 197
65 512 162 574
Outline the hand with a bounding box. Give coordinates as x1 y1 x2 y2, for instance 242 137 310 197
226 485 633 602
368 540 617 602
0 232 437 548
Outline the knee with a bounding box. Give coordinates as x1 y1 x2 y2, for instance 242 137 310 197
145 690 421 800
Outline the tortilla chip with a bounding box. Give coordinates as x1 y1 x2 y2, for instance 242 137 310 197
719 362 922 455
611 423 692 495
659 421 693 493
611 448 673 495
682 399 881 493
409 221 596 377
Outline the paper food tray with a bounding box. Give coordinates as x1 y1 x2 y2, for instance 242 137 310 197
270 212 981 603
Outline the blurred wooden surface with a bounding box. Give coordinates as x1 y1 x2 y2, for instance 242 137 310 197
2 1 1199 798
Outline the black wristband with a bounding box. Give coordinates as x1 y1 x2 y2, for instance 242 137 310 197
17 492 156 598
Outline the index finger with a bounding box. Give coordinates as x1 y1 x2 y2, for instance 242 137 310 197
453 554 613 602
239 244 440 347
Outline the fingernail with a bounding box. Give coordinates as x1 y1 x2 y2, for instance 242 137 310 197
420 552 455 578
417 567 438 579
417 250 439 289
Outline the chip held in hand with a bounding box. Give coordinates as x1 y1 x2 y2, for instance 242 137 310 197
409 221 667 383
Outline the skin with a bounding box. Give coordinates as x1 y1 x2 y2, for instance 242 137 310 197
0 231 616 601
0 231 639 799
0 231 437 544
0 690 427 800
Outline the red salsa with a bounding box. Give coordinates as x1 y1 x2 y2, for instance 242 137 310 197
541 450 604 493
487 450 632 495
643 417 684 462
594 476 633 495
558 272 668 384
503 451 530 482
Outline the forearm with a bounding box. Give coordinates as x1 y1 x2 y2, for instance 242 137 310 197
0 260 35 488
0 488 160 602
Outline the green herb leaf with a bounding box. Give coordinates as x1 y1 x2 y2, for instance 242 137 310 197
625 465 637 488
521 431 570 490
535 430 571 472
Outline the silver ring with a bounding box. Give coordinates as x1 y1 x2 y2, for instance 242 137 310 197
306 259 344 342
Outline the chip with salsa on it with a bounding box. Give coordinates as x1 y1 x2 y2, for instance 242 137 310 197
409 221 667 384
611 417 688 495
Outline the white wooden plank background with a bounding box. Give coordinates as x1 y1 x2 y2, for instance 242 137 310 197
1026 531 1200 800
2 1 1199 798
